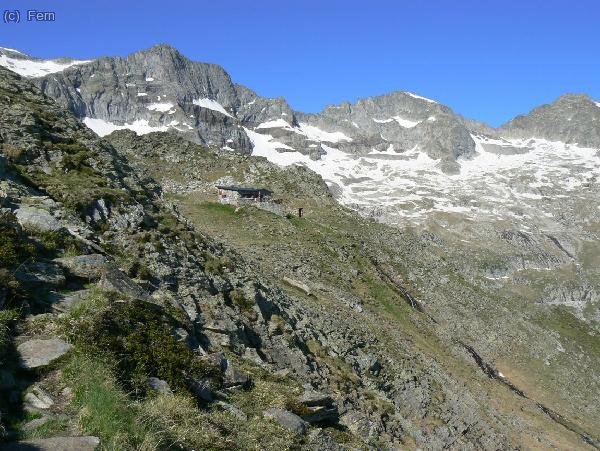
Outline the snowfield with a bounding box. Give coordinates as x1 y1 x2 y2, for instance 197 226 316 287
0 53 91 78
244 127 600 224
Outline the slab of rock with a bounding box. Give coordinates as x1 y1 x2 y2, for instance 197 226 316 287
54 254 107 280
299 390 334 407
98 266 149 300
17 338 72 369
215 401 247 420
23 387 54 410
263 407 309 435
21 415 51 431
15 262 65 287
0 436 100 450
282 277 311 296
14 206 63 232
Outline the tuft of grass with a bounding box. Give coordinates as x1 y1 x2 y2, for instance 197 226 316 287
0 308 18 358
0 226 36 269
62 352 159 450
61 294 218 397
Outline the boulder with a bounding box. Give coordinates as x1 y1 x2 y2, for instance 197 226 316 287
98 266 149 300
188 378 213 402
302 406 340 425
17 338 72 369
0 436 100 450
282 277 311 296
54 254 107 280
14 206 63 232
215 401 247 420
263 407 309 435
299 390 334 407
14 262 65 287
23 387 54 411
223 361 251 389
147 377 172 395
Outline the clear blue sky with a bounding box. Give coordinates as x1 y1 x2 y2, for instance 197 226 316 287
1 0 599 126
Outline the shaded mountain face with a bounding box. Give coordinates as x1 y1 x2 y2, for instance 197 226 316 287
501 94 600 147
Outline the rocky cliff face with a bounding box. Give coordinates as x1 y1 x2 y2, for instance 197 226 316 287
501 94 600 147
1 45 478 173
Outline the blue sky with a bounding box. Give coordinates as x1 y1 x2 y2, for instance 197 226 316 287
1 0 599 126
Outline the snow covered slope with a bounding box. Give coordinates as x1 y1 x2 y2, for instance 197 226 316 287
0 47 91 78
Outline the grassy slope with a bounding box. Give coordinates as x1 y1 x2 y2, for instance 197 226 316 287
171 194 597 448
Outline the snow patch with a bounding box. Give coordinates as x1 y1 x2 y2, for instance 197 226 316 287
83 117 169 137
0 54 91 78
192 98 233 118
405 92 437 103
256 119 293 130
297 123 352 143
147 102 175 113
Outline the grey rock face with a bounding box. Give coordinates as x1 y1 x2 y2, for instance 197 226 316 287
34 44 253 152
500 94 600 147
263 407 309 435
24 45 476 172
17 338 72 369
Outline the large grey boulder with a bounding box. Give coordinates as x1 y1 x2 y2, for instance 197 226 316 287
17 338 72 369
263 407 309 435
54 254 108 280
0 436 100 450
223 360 251 389
14 206 63 232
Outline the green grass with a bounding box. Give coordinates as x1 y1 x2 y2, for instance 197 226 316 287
62 353 158 450
57 291 219 397
533 305 600 357
21 416 71 440
0 226 36 269
0 308 18 358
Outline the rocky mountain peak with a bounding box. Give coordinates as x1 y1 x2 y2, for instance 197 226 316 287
500 93 600 147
